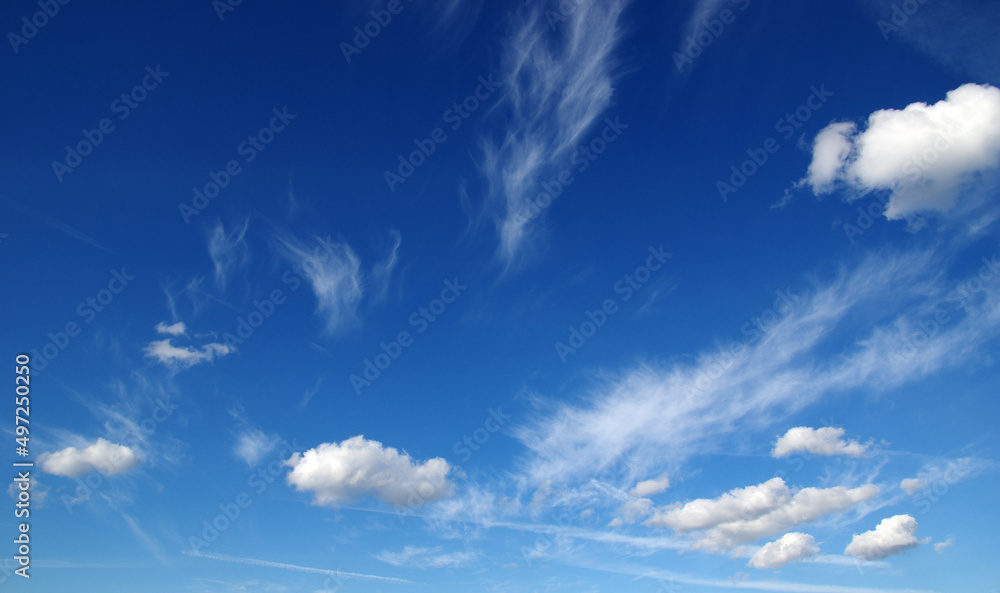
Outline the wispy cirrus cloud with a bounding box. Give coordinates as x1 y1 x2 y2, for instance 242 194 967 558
513 248 1000 490
182 550 414 584
375 546 477 569
276 235 363 333
207 218 250 290
478 0 629 270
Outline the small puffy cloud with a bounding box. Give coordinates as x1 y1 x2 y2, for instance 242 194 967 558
934 536 955 553
39 438 142 478
285 436 454 508
900 478 926 495
154 321 187 336
645 477 879 551
375 546 477 569
234 428 281 466
748 532 820 569
144 339 232 368
845 514 924 560
771 426 869 458
801 83 1000 221
629 476 671 497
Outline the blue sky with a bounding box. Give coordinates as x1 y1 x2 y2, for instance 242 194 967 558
2 0 1000 591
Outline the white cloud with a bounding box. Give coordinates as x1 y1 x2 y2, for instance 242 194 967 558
154 321 187 336
801 83 1000 222
771 426 869 458
845 514 924 560
208 218 250 290
644 477 878 551
900 478 926 495
369 229 401 303
278 235 363 333
478 0 627 270
748 532 820 569
375 546 477 569
285 436 454 508
234 428 280 466
144 338 232 368
805 122 856 194
39 438 142 478
629 476 671 497
934 535 955 553
513 249 1000 491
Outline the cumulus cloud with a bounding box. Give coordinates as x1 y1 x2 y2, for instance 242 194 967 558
39 438 143 478
478 0 628 270
644 477 878 551
844 514 924 560
748 532 820 569
801 83 1000 222
154 321 187 336
630 476 671 497
285 436 454 508
771 426 869 459
375 546 477 569
144 339 232 368
900 478 926 495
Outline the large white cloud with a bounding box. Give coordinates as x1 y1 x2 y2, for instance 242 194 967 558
844 514 924 560
771 426 869 458
802 83 1000 220
748 532 820 569
39 438 143 478
285 436 454 508
644 477 878 551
